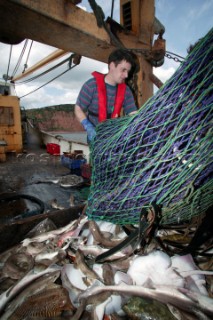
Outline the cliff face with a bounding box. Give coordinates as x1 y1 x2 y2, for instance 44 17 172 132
25 104 83 132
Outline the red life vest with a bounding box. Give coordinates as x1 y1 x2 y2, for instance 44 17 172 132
92 71 126 122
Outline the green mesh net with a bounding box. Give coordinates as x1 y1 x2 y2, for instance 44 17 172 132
86 28 213 225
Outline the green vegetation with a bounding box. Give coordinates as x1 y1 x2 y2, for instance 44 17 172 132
26 104 75 117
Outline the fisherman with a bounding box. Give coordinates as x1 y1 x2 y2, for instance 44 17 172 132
74 49 138 143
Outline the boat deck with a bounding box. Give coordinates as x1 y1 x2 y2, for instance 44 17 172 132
0 146 87 252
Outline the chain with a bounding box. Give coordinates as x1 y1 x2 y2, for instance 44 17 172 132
89 0 185 64
165 52 185 63
130 48 184 63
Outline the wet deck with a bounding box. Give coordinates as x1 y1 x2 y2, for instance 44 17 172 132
0 147 88 252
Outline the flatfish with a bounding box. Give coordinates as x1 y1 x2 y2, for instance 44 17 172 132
8 287 74 319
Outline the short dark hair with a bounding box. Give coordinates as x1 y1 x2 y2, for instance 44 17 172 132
108 49 135 68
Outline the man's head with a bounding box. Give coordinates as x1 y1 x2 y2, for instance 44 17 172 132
108 49 135 67
107 49 136 85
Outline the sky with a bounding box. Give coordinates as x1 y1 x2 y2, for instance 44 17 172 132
0 0 212 109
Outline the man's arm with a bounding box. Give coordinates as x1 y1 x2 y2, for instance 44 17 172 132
74 104 87 123
74 104 96 142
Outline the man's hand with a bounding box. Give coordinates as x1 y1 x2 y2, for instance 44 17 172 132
81 119 96 142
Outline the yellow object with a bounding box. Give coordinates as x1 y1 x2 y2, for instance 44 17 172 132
0 95 23 155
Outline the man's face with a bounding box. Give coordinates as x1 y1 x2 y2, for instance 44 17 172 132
109 60 132 84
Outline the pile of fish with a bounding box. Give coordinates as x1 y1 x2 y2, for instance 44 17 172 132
0 213 212 320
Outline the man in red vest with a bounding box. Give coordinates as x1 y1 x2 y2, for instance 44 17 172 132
75 49 138 143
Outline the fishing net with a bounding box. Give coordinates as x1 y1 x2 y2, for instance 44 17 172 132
86 28 213 225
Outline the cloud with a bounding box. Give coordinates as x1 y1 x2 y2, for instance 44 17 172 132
153 65 176 84
13 54 108 108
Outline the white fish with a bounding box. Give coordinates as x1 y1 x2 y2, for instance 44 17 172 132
61 264 83 307
92 297 111 320
79 282 213 317
127 250 184 287
22 216 86 246
114 270 133 286
62 264 87 291
77 244 131 261
34 239 70 264
82 280 125 318
34 250 64 264
179 287 213 317
171 254 213 295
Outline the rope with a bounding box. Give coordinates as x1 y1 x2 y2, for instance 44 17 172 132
11 39 28 78
4 45 13 85
19 57 77 99
15 54 72 85
22 40 33 73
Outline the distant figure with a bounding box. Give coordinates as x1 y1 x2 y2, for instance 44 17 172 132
74 49 138 143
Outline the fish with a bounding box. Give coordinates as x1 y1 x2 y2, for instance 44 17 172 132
2 253 34 280
61 265 83 307
49 198 65 210
91 297 112 320
0 278 17 296
30 174 84 187
171 254 213 295
8 287 74 320
101 263 115 285
77 279 128 319
88 220 124 249
57 215 88 247
25 241 47 256
0 264 61 314
77 244 129 261
108 256 133 272
74 290 112 320
1 270 61 320
74 249 102 284
0 244 24 267
127 251 213 292
123 297 177 320
127 251 185 287
78 283 213 317
34 248 67 266
21 217 82 247
59 174 84 188
179 287 213 317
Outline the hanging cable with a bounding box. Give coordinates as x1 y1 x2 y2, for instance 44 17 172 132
19 54 77 99
15 55 71 85
22 40 33 73
11 39 28 78
3 45 13 85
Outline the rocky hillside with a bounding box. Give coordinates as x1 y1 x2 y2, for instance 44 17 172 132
25 104 83 132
